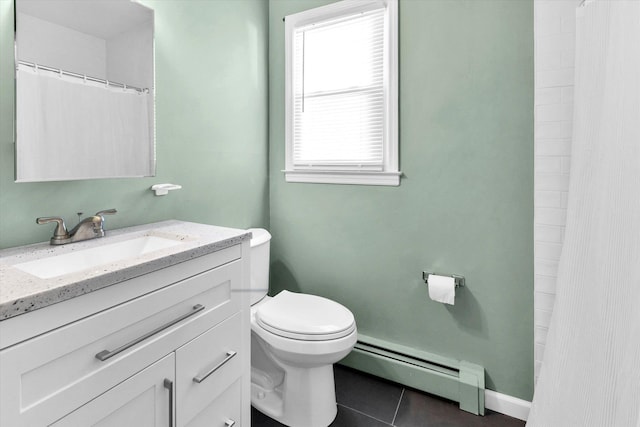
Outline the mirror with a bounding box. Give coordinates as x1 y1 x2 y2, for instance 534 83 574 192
14 0 155 182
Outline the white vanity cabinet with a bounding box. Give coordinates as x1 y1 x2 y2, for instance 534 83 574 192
0 236 251 427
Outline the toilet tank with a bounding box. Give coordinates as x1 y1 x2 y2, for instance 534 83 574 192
247 228 271 305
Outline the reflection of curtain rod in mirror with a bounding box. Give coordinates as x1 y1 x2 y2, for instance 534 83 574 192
17 60 149 94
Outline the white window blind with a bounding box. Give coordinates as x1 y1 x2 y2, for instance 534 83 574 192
292 8 386 170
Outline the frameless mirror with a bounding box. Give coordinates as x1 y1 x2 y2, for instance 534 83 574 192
14 0 155 182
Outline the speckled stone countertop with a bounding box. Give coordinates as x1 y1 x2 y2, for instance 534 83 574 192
0 220 251 320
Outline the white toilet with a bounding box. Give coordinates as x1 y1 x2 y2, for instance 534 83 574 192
248 228 357 427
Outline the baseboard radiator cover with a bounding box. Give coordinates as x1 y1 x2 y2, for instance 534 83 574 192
339 334 485 416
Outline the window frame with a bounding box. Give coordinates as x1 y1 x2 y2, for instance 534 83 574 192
283 0 400 186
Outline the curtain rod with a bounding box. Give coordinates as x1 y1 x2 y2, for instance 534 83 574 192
17 60 149 93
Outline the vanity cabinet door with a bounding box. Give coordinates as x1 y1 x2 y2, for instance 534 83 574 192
51 353 175 427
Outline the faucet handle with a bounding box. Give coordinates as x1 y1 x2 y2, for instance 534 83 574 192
95 209 117 224
95 209 117 217
36 216 70 241
94 209 117 234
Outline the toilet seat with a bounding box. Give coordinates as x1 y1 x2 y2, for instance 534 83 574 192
256 291 356 341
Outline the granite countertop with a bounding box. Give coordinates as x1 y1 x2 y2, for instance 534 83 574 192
0 220 251 320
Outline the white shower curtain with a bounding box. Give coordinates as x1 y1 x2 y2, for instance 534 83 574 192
16 64 151 181
528 1 640 426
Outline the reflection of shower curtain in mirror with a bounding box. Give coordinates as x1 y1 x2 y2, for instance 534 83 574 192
16 65 150 181
528 1 640 426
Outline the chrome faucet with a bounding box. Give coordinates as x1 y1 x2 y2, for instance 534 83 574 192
37 209 117 245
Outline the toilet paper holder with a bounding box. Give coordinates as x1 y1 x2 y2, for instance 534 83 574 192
422 272 465 288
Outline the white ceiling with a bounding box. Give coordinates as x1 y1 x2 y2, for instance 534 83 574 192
17 0 153 40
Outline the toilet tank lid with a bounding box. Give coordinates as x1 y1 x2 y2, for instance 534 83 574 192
248 228 271 247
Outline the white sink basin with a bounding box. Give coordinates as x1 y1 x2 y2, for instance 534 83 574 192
15 236 183 279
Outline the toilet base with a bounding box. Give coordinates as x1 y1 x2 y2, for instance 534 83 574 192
251 364 338 427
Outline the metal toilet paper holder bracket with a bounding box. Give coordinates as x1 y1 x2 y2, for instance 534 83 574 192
422 272 465 288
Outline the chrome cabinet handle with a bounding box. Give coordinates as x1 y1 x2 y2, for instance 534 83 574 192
192 350 237 384
95 304 205 361
164 379 174 427
225 419 236 427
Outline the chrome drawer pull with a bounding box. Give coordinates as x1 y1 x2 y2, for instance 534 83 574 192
95 304 205 361
164 379 174 427
193 350 237 383
225 419 236 427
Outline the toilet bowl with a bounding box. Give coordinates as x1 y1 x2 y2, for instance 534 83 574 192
247 229 357 427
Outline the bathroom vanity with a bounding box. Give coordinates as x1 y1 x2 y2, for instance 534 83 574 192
0 221 251 427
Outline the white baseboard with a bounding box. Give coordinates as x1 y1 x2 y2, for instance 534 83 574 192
485 390 531 421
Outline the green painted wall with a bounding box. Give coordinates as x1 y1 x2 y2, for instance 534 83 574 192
1 0 534 402
0 0 269 249
268 0 534 400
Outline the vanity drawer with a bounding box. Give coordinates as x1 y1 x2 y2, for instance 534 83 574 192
0 257 242 427
176 312 243 426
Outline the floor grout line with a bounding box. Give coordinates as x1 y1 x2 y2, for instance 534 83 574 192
391 388 405 425
337 403 394 426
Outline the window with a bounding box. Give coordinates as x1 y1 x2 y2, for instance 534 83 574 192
284 0 399 186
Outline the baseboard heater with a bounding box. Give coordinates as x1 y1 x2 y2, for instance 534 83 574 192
339 334 485 415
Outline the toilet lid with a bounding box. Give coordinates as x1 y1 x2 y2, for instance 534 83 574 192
256 291 356 341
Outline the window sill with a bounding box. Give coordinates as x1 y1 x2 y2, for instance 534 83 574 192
283 170 401 186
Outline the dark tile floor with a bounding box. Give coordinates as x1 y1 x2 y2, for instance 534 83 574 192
252 365 526 427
